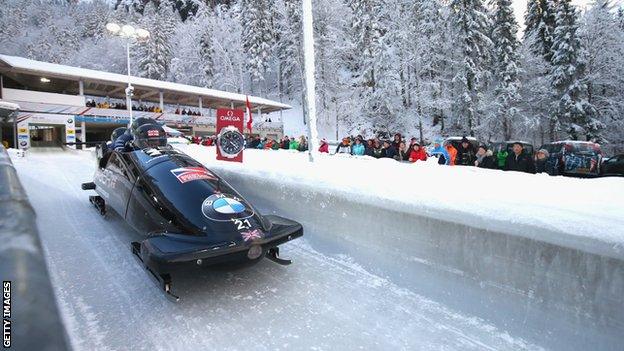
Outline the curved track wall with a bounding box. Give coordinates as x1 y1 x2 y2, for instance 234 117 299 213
213 166 624 329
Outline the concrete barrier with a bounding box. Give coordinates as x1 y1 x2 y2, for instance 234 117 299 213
213 166 624 330
0 145 70 351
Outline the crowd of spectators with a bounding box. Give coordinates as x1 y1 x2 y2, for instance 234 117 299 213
86 99 163 113
247 135 309 152
323 134 541 174
174 108 202 116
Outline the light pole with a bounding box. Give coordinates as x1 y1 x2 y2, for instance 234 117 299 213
302 0 319 162
106 22 150 127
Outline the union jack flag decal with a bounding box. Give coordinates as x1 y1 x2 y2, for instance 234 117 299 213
170 167 217 184
241 229 263 242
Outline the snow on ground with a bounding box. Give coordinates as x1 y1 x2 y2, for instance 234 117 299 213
178 145 624 259
8 148 556 350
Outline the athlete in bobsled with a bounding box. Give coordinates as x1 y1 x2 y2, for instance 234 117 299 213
82 118 303 301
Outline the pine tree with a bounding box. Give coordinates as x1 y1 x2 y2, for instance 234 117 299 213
197 6 215 88
450 0 493 135
137 2 177 80
240 0 276 90
550 0 599 141
524 0 557 63
491 0 521 139
275 0 303 98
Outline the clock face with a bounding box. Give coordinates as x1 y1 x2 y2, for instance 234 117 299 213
219 130 245 155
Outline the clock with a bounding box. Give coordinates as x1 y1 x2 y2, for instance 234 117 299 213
217 126 245 158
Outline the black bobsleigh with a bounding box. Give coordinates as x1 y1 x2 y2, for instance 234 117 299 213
81 122 302 301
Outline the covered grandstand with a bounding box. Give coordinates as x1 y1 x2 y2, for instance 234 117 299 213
0 54 290 148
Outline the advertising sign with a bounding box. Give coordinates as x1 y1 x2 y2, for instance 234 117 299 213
216 109 245 163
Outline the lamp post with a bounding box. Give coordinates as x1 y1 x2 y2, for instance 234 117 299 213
106 22 150 127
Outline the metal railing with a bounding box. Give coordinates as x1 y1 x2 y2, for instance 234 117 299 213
0 145 71 350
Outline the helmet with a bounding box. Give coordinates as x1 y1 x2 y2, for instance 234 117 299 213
130 117 159 134
133 124 167 149
110 127 128 142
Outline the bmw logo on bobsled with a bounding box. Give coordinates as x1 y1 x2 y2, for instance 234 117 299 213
80 119 303 301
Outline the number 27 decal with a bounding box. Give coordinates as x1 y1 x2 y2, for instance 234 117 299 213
232 219 251 231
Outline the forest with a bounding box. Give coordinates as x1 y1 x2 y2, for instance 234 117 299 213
1 0 623 152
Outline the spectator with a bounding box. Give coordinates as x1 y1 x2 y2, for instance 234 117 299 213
429 139 451 165
445 142 457 165
256 138 266 149
475 145 497 169
319 139 329 153
382 140 397 159
289 137 300 150
364 139 374 156
405 137 419 157
456 137 477 166
371 139 384 158
496 147 508 169
297 136 308 151
248 136 261 149
395 141 408 161
264 138 276 150
272 139 281 150
175 108 180 114
535 149 551 174
408 142 428 163
336 138 352 154
505 142 536 174
352 138 366 156
392 133 403 151
281 136 291 149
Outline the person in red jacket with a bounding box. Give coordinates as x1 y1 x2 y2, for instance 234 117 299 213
318 138 329 153
408 142 428 163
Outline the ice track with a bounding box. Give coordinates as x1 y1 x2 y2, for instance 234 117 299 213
7 149 595 350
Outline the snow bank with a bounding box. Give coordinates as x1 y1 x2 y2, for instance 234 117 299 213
176 145 624 327
179 145 624 259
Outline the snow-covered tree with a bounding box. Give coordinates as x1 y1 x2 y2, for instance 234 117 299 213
490 0 521 139
550 0 600 141
524 0 558 63
450 0 493 136
137 2 177 80
579 0 624 145
240 0 276 92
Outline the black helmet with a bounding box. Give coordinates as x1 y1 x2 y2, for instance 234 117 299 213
130 117 159 134
110 127 128 142
133 124 167 149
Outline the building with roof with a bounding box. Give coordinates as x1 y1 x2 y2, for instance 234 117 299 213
0 54 290 148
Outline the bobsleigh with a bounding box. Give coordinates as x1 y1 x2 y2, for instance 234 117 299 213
81 124 302 301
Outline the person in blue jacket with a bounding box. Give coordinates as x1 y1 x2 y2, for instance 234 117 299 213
351 138 366 156
429 139 450 165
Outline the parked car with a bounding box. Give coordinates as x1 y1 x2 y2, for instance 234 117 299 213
444 136 479 151
490 141 535 157
539 141 603 177
601 154 624 177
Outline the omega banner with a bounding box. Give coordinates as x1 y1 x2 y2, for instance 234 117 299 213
216 108 245 163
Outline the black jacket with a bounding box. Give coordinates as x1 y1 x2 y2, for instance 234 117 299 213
456 145 477 166
505 152 536 174
477 156 497 169
384 146 397 159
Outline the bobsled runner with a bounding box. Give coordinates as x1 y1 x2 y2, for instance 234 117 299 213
81 121 302 301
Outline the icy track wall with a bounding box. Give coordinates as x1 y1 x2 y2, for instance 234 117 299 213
212 165 624 329
0 146 71 351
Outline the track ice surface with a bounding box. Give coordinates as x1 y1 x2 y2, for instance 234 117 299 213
12 149 546 351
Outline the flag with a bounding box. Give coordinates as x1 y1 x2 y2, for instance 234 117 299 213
246 95 253 134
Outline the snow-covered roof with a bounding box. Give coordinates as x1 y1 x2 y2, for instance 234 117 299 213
0 100 20 111
0 54 291 112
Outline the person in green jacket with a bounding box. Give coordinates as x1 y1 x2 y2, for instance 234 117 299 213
496 149 508 169
272 140 281 150
289 138 300 150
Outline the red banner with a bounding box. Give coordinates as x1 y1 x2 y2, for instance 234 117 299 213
216 108 245 163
